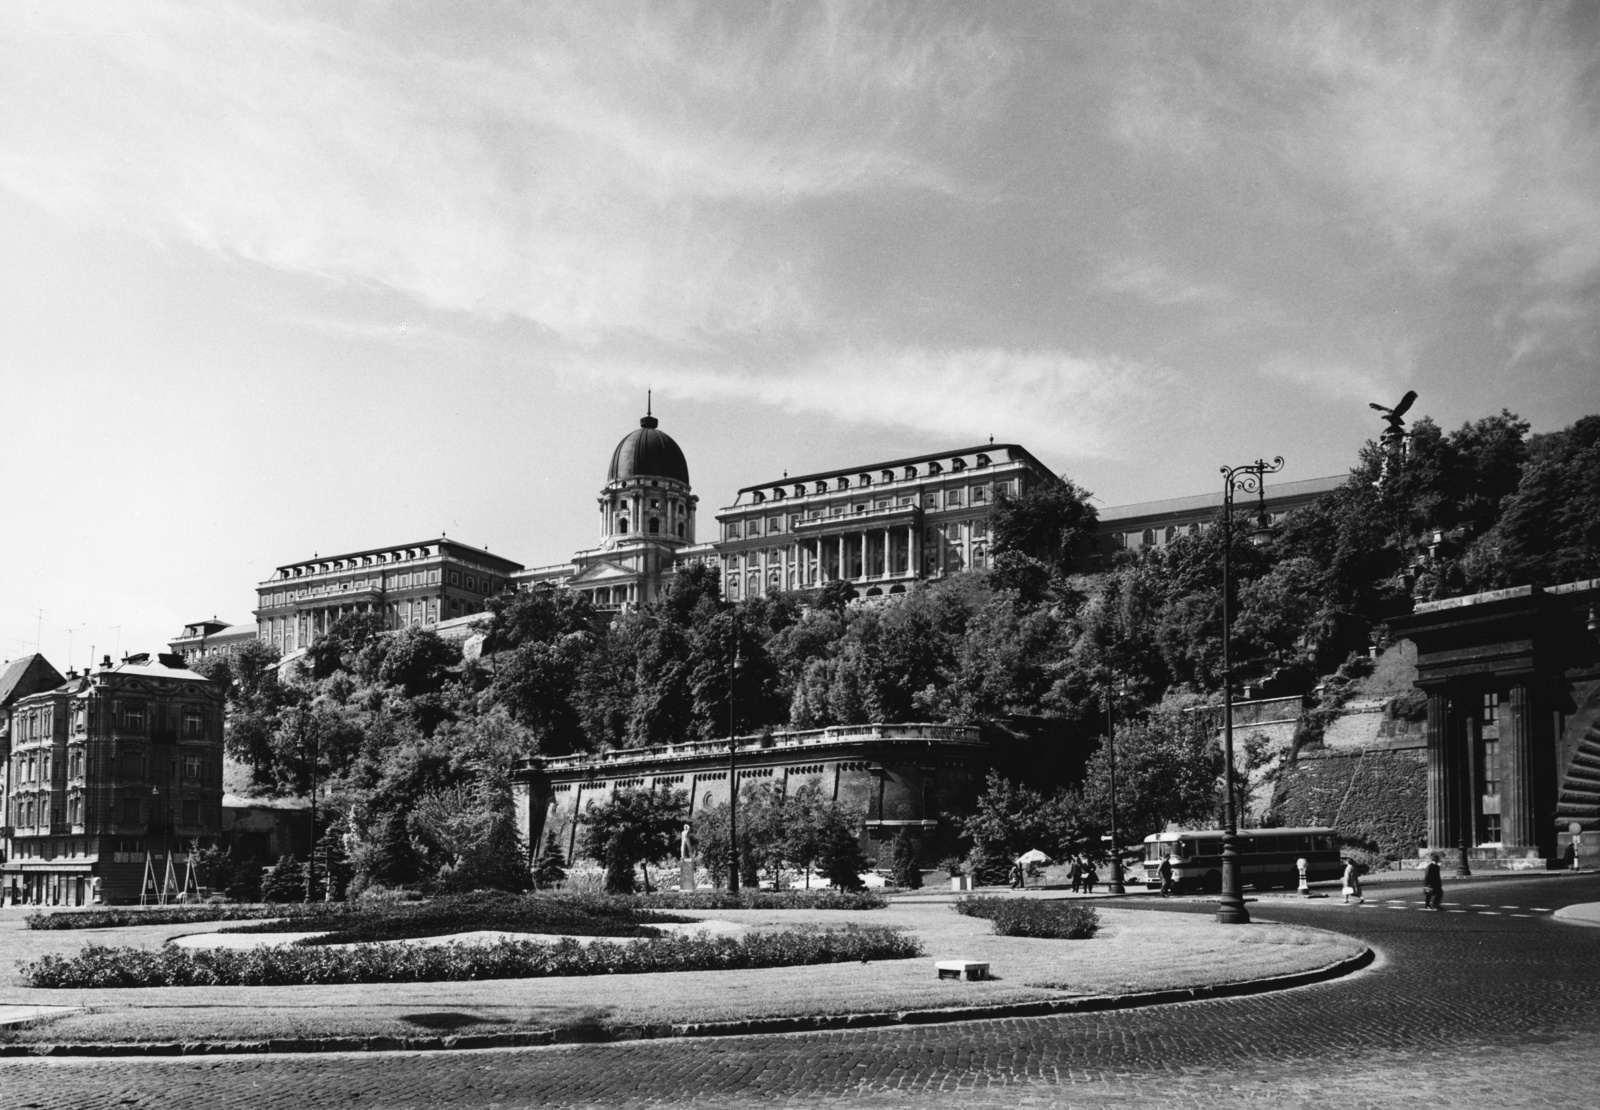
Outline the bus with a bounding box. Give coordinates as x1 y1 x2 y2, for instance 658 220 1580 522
1140 827 1342 893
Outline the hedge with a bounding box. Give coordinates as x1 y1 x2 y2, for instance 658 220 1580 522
221 891 687 945
628 890 886 911
25 903 353 931
954 896 1099 939
18 927 922 988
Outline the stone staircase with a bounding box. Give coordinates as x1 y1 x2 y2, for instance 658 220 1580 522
1557 722 1600 833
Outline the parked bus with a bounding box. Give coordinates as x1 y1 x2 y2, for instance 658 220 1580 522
1140 827 1342 893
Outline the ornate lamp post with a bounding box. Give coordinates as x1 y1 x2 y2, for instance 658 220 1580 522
1217 456 1284 925
726 610 742 894
1105 680 1125 896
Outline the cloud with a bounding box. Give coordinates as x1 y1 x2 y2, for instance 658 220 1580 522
578 345 1173 461
1097 260 1228 306
1259 347 1413 405
0 1 1006 345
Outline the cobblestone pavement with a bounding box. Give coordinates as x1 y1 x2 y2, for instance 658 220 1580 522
4 873 1598 1109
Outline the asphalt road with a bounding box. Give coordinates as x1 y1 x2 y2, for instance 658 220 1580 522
4 872 1599 1109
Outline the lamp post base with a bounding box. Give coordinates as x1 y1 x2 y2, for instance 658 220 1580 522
1217 832 1250 924
1108 859 1126 896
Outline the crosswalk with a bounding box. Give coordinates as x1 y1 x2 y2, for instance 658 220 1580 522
1338 898 1555 917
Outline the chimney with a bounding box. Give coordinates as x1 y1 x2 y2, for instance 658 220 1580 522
101 654 113 670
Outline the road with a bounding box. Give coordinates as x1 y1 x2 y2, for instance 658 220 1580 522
4 873 1599 1108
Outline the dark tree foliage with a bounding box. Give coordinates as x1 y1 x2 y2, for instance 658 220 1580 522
580 787 687 894
533 827 568 889
377 628 461 697
260 855 307 903
990 476 1099 598
886 829 923 889
305 611 388 680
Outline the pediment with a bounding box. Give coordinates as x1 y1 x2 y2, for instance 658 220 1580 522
570 560 636 584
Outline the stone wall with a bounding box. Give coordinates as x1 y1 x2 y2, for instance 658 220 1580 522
1269 746 1427 860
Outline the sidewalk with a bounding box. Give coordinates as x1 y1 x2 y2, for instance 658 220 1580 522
1554 902 1600 928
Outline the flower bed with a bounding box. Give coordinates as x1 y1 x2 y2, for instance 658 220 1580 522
629 890 886 911
25 903 353 931
220 892 690 946
954 896 1099 939
19 927 921 988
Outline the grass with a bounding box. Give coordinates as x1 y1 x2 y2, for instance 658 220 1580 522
0 898 1364 1045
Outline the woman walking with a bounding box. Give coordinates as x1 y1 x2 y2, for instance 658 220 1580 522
1342 857 1363 904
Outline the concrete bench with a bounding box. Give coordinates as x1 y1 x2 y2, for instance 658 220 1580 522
935 959 990 981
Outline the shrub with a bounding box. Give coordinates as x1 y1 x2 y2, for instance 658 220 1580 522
220 891 685 946
953 896 1099 939
26 903 353 931
630 889 886 911
259 855 307 904
886 830 922 889
20 927 922 988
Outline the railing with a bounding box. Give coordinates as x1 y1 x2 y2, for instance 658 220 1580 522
791 504 920 535
531 723 983 773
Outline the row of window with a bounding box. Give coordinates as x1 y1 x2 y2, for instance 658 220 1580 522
748 455 1005 503
279 546 438 579
262 570 502 606
724 483 1011 540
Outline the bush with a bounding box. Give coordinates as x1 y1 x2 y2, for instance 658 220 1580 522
886 830 922 889
220 891 685 946
259 855 307 903
630 889 886 911
953 896 1099 939
20 927 922 988
26 903 353 931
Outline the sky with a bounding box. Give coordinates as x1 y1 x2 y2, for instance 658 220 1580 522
2 0 1598 670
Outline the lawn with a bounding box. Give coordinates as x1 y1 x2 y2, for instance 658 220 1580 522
0 898 1365 1045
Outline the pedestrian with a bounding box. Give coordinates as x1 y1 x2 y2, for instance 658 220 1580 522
1158 854 1175 898
1081 859 1097 894
1342 857 1363 904
1422 852 1443 910
1009 860 1024 890
1068 856 1082 894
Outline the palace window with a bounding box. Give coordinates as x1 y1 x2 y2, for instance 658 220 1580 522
649 518 660 534
676 523 685 537
748 518 762 536
183 754 202 780
946 489 962 507
122 703 146 732
183 707 203 737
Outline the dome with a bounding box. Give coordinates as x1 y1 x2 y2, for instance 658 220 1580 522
607 414 689 486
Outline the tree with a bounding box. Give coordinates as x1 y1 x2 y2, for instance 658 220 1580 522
1077 696 1224 843
411 780 531 893
990 477 1099 597
260 855 307 903
886 829 922 889
483 587 597 654
580 787 687 894
377 627 461 696
349 810 421 893
304 611 387 680
814 813 870 891
533 827 568 889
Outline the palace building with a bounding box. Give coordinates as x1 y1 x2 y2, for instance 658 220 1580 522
252 538 525 652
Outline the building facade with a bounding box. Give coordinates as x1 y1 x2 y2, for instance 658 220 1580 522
714 444 1055 602
1391 578 1600 869
1 652 225 906
168 618 260 663
253 537 525 653
514 723 990 870
1095 474 1345 556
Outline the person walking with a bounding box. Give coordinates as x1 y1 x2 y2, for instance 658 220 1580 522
1421 852 1444 910
1158 854 1175 898
1008 860 1024 890
1068 856 1082 894
1342 857 1363 904
1081 858 1098 894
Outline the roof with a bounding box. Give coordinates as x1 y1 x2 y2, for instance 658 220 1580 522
0 654 66 708
1097 475 1346 525
271 536 524 574
736 443 1057 495
608 414 690 486
108 658 213 683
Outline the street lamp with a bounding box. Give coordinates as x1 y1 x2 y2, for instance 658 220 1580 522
726 610 742 894
1105 681 1125 896
1217 456 1284 926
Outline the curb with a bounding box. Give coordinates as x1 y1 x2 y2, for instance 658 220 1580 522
0 946 1373 1058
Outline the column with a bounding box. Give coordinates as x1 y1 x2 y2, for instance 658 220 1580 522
908 525 918 576
838 535 845 581
1502 681 1537 851
1425 690 1456 849
883 528 890 578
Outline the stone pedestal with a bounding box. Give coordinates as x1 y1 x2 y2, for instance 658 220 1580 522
679 858 696 892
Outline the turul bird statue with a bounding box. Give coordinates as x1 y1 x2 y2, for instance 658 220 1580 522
1369 390 1417 431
